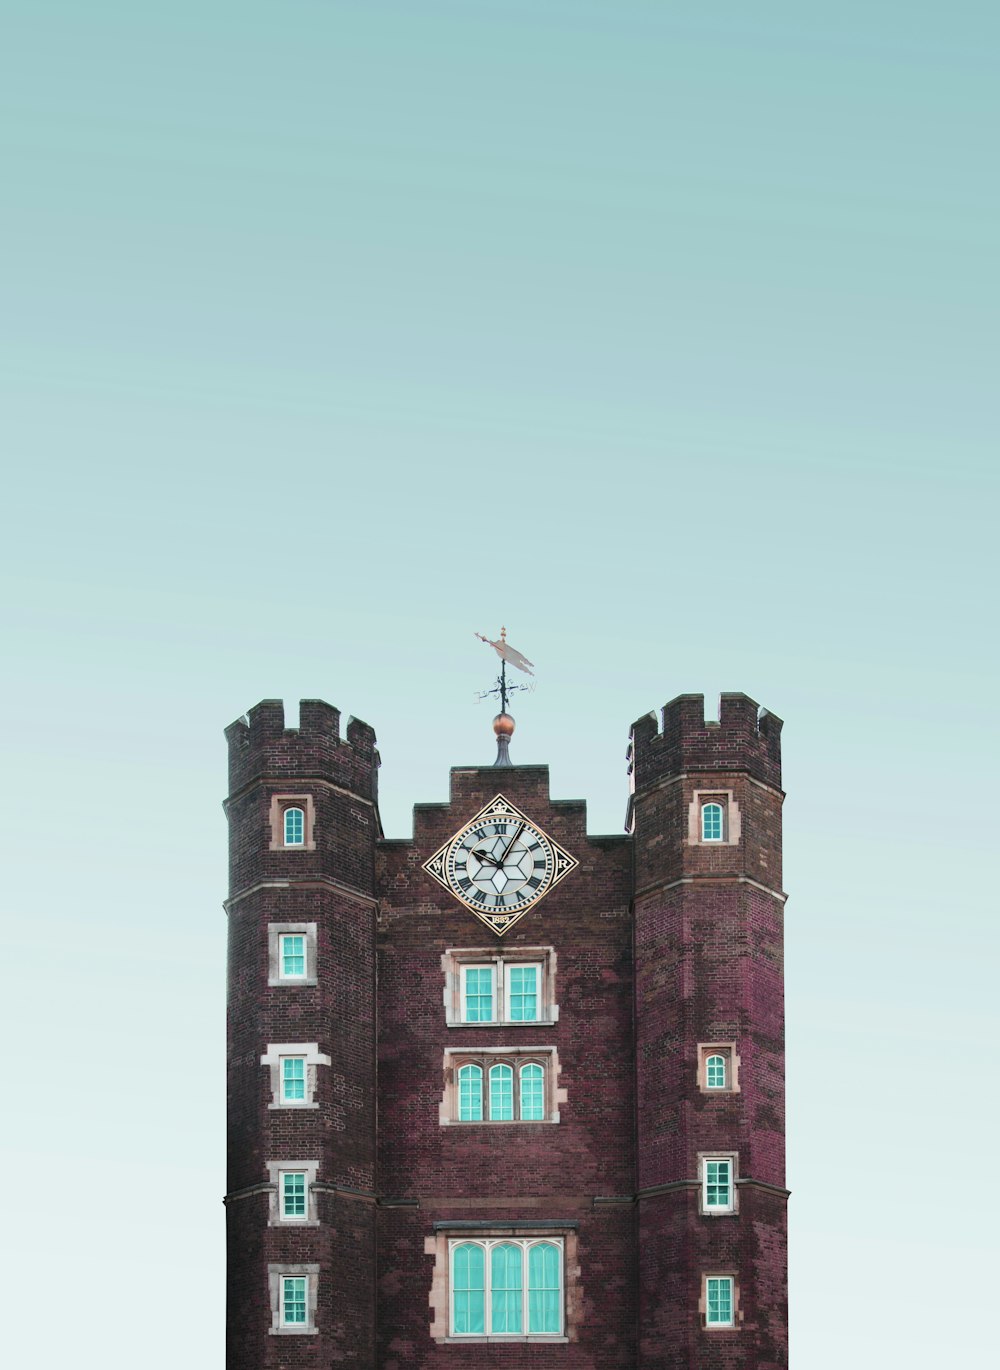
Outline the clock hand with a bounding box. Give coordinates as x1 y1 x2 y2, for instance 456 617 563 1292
472 847 502 868
497 821 526 867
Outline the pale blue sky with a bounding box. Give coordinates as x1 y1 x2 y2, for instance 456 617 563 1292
1 4 997 1366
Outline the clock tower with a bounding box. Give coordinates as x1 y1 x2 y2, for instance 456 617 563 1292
224 692 789 1368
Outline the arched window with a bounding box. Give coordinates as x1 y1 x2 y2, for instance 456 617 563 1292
491 1243 523 1332
283 806 305 846
706 1054 726 1089
489 1063 513 1121
519 1063 544 1121
458 1064 483 1121
452 1243 485 1335
449 1238 564 1337
527 1242 561 1333
701 802 724 842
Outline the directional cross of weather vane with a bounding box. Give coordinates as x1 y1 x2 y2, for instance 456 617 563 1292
474 627 535 766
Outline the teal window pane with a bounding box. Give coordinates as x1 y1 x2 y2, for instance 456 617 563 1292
706 1160 731 1207
489 1064 513 1121
281 935 306 977
707 1276 733 1324
282 1058 306 1100
464 967 494 1022
490 1244 523 1333
702 803 723 841
282 1172 306 1217
284 807 304 845
519 1064 544 1121
508 965 538 1021
458 1064 483 1121
453 1244 485 1334
706 1054 726 1089
528 1243 560 1333
283 1277 307 1324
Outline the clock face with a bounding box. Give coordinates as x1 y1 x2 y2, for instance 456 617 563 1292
423 794 578 935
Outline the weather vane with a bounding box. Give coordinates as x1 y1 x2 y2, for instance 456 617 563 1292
474 626 535 766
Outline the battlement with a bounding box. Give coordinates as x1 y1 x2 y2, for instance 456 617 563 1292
630 692 782 790
225 698 379 799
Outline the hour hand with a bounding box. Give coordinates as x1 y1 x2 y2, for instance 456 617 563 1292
472 847 501 868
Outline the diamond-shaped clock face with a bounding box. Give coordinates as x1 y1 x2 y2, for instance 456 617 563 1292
422 794 578 936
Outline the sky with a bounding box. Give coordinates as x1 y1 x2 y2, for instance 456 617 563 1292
1 2 997 1365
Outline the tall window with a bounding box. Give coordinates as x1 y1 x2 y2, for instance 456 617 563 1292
450 1239 563 1337
281 1172 307 1219
706 1054 726 1089
703 1158 733 1211
701 802 724 842
706 1276 735 1327
506 964 539 1020
281 1276 308 1327
280 934 306 979
489 1064 513 1121
461 966 495 1022
281 1057 306 1103
283 806 305 847
519 1063 544 1121
458 1064 483 1121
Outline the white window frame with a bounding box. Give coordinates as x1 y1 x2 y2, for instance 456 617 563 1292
280 933 307 980
283 806 305 846
697 1042 740 1094
699 1152 738 1215
261 1042 331 1110
268 1263 319 1336
460 964 497 1023
268 922 318 987
704 1273 736 1329
701 801 725 842
280 1170 307 1220
448 1237 564 1339
446 948 556 1026
267 1159 320 1225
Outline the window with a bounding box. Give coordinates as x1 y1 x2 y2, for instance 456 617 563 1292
444 948 555 1026
450 1239 563 1337
261 1042 330 1109
444 1049 561 1124
706 1054 726 1089
281 1057 305 1103
697 1042 739 1093
701 802 724 842
268 922 317 986
267 1160 320 1226
699 1153 738 1215
284 807 305 846
268 1263 318 1336
281 1171 306 1218
268 793 317 851
705 1275 736 1328
688 789 741 846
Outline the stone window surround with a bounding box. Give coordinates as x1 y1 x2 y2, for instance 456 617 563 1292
688 789 741 846
268 792 317 851
699 1271 742 1331
268 1263 319 1336
442 946 558 1026
425 1227 579 1344
260 1042 331 1110
697 1151 740 1216
267 1159 321 1226
440 1046 565 1125
697 1042 741 1094
267 922 318 987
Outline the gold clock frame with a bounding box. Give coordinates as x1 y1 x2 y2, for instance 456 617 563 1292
422 793 578 936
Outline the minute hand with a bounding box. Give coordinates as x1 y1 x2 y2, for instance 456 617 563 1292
497 821 526 866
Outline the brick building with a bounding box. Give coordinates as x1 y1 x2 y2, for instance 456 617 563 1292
224 693 789 1368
